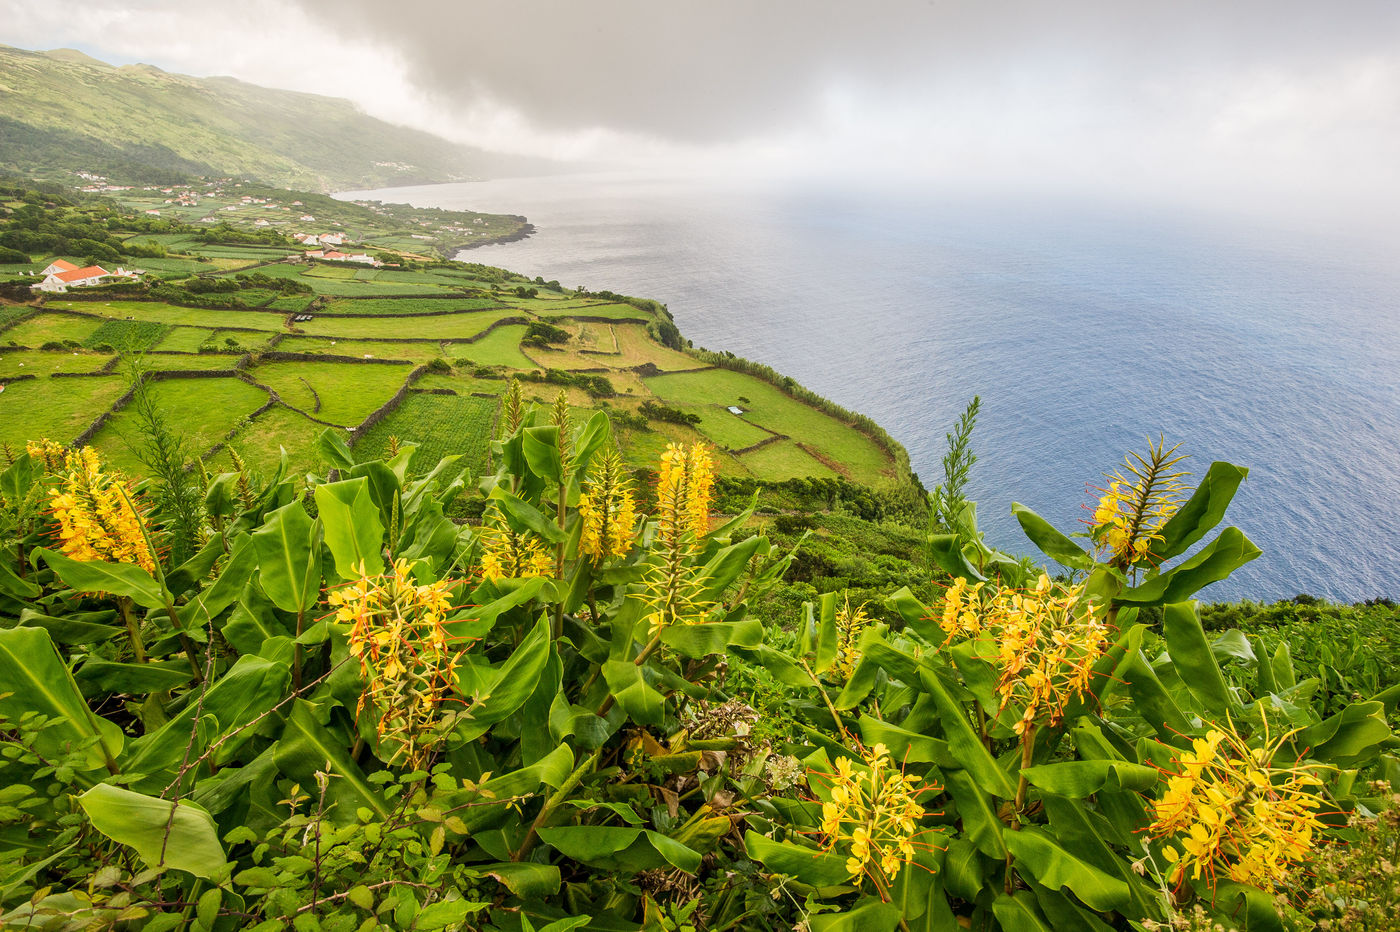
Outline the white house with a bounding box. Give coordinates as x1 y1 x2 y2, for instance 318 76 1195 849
41 259 79 276
31 264 113 293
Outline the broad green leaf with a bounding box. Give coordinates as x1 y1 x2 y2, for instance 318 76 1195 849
537 825 701 872
1012 503 1092 568
944 769 1007 858
488 487 565 543
1156 461 1248 561
276 699 388 821
442 744 575 833
1004 829 1129 912
522 425 563 484
36 547 164 609
812 591 839 673
179 533 258 628
992 891 1053 932
602 660 664 726
1162 601 1231 716
1112 648 1192 740
810 897 903 932
1040 795 1163 922
928 533 986 582
247 506 320 615
743 831 851 886
858 716 952 766
1020 760 1158 797
887 586 941 643
223 581 293 655
919 668 1016 798
317 426 356 471
315 478 385 579
0 626 122 772
78 784 230 882
18 608 121 645
696 534 769 603
482 863 561 898
1212 882 1285 932
75 658 194 694
458 615 552 739
0 558 39 600
1298 701 1394 766
1116 527 1260 605
659 618 762 658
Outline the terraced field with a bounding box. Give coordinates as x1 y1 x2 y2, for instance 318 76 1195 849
2 251 901 485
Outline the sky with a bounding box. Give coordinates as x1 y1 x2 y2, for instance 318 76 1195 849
3 0 1399 221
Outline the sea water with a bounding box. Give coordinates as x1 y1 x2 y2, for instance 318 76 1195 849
341 174 1400 602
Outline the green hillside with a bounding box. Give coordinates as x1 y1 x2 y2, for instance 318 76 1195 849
0 45 534 190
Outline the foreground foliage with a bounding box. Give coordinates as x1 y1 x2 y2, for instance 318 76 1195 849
0 406 1395 931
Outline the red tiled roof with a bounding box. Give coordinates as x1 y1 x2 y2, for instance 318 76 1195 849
54 265 109 283
48 259 79 272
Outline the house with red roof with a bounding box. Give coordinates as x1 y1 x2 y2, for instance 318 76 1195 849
40 259 79 276
31 263 144 294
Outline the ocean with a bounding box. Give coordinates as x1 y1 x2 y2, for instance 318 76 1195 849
341 174 1400 602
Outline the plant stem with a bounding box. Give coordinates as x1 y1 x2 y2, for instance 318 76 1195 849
117 596 147 662
292 607 305 691
799 658 851 742
511 749 600 861
163 599 203 682
1005 723 1037 894
595 631 665 718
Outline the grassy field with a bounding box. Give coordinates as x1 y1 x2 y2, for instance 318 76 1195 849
2 313 99 347
275 337 439 361
89 377 269 472
297 309 521 341
320 296 503 316
83 319 170 352
0 348 112 375
0 376 128 448
247 359 413 426
153 327 216 352
644 367 892 484
142 353 246 371
449 325 536 368
215 404 327 478
44 300 285 331
353 392 498 477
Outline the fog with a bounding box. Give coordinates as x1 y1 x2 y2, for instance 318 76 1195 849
4 0 1400 224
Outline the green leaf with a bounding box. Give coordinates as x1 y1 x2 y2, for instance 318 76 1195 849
1111 646 1192 741
857 716 952 766
488 487 565 543
36 547 165 609
1019 760 1159 797
1012 503 1092 568
944 769 1007 858
179 533 258 629
522 425 563 484
1162 601 1231 716
275 700 388 821
316 426 356 471
1004 830 1129 912
696 534 769 603
0 558 39 600
314 478 385 579
18 608 122 645
251 501 322 613
458 615 553 740
602 660 664 726
919 668 1016 797
75 658 194 694
78 784 230 882
482 862 562 898
928 534 986 582
1298 701 1394 766
810 897 903 932
659 618 762 658
1156 461 1248 561
0 626 122 772
1116 527 1261 605
811 591 839 673
743 831 851 886
537 825 702 872
992 891 1053 932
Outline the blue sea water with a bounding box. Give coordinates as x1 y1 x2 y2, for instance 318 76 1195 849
343 174 1400 602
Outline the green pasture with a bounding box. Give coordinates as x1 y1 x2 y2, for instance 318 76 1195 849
2 313 99 347
644 367 892 484
0 348 112 375
217 403 327 477
267 295 317 314
446 325 535 369
248 359 413 426
89 376 270 473
274 337 438 362
0 375 127 448
410 371 510 397
736 439 839 480
540 302 654 322
297 309 521 341
320 296 502 316
142 353 245 372
44 300 285 332
353 392 498 477
153 327 215 352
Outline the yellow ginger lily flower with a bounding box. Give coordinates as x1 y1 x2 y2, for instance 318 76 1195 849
43 443 156 574
477 507 553 580
577 450 637 561
816 742 936 886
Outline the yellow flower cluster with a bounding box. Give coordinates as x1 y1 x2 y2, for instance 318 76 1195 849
26 438 68 473
834 595 872 682
44 444 156 574
939 575 1108 734
477 508 554 580
818 742 932 884
1150 723 1326 893
656 442 714 544
334 558 460 767
1089 443 1190 566
578 450 637 561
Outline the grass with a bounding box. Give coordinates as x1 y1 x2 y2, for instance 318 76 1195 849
2 313 99 347
153 327 216 352
82 319 170 352
89 377 270 473
644 368 892 485
736 439 839 480
0 376 128 448
267 295 318 314
275 337 440 361
247 359 413 426
217 404 329 479
320 297 503 316
44 300 286 331
0 348 112 375
537 302 655 322
447 325 536 369
142 353 246 371
297 309 523 341
353 392 498 478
